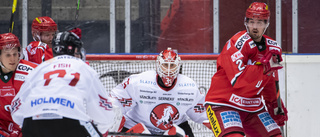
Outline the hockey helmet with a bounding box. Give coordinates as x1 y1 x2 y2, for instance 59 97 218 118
156 47 181 87
0 33 21 50
246 2 270 21
31 16 57 41
52 31 83 58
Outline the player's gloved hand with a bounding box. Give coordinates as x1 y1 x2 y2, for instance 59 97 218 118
265 99 288 126
126 123 151 134
9 123 22 137
0 130 10 137
256 48 283 74
69 28 82 39
202 120 212 130
163 124 186 137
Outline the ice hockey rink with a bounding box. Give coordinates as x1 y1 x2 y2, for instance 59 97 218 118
0 0 319 136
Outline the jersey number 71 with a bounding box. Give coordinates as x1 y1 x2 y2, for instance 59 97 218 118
44 69 80 86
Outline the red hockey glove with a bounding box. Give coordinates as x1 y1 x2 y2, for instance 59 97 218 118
256 49 283 74
0 130 9 137
265 99 288 126
9 123 22 137
69 27 82 39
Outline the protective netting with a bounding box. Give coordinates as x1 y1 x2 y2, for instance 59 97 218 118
88 58 217 137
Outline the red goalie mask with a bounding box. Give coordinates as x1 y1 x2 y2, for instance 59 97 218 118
156 47 181 87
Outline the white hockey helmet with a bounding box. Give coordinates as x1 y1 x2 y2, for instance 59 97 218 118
156 47 181 87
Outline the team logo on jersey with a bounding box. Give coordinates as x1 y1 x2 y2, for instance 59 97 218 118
118 98 133 107
194 103 205 113
150 103 179 130
11 98 21 113
99 95 112 110
0 88 15 97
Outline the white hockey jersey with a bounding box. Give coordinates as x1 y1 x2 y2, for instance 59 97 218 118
111 70 207 134
11 55 119 134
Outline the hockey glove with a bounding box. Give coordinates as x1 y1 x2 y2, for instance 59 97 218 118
265 99 288 126
163 124 187 137
256 49 283 74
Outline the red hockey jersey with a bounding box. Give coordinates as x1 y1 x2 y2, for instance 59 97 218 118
0 59 37 134
24 41 53 64
205 30 282 112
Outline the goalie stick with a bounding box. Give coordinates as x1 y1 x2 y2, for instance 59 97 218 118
9 0 18 33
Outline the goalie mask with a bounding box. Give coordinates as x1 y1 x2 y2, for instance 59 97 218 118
156 47 181 87
52 31 84 60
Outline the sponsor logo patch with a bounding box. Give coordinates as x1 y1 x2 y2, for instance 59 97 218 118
266 38 280 48
258 112 279 132
220 111 243 128
17 64 34 72
206 105 221 137
235 33 250 50
229 94 261 107
231 51 244 62
118 98 132 107
249 41 256 49
0 88 15 97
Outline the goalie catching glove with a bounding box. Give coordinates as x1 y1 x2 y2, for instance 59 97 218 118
256 48 283 74
265 99 288 126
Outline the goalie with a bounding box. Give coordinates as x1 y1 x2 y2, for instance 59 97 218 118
111 47 209 137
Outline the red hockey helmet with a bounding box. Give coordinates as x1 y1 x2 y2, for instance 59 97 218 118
31 16 57 41
0 33 21 50
246 2 270 20
156 47 181 87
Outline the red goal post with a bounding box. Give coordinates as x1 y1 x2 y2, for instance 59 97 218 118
86 54 218 137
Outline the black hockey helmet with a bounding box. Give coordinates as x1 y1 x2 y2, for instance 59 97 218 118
52 31 83 57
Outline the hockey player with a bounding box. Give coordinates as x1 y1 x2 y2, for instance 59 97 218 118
0 33 37 137
23 16 58 64
204 2 288 137
111 47 208 137
11 31 122 137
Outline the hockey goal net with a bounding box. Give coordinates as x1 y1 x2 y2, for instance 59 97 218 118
87 54 218 137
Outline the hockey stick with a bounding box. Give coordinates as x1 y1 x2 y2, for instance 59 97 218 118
108 132 182 137
9 0 18 33
66 0 80 31
74 0 80 27
275 80 285 133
